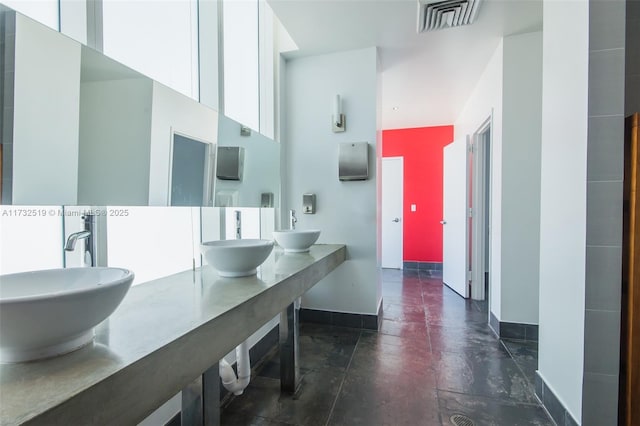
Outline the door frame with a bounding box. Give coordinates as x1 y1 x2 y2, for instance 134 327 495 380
470 115 492 301
381 156 404 269
167 128 217 207
621 112 640 426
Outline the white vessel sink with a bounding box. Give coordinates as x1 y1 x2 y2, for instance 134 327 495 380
0 267 134 363
273 230 321 253
201 239 274 277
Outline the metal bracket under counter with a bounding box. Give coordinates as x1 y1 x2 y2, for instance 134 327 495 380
180 300 302 426
0 245 346 426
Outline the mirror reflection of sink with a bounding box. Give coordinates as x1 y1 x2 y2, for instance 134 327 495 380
273 230 321 253
0 267 134 363
201 239 274 278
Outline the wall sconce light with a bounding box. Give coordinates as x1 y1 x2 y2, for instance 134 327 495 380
332 94 346 133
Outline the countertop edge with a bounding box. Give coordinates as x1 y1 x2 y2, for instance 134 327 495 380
20 244 346 425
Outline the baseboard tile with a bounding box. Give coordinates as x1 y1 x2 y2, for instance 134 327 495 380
490 312 539 342
300 308 380 330
535 372 579 426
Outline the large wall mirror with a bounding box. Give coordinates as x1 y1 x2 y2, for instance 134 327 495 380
0 6 280 208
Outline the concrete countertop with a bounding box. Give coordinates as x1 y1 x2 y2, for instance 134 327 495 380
0 244 346 426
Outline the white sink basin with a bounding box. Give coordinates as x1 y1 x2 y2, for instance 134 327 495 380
201 239 274 277
0 267 134 363
273 229 321 253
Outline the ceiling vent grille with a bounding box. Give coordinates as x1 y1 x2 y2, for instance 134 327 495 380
417 0 482 32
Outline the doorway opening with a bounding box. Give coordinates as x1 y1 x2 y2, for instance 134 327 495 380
169 131 216 207
470 118 492 301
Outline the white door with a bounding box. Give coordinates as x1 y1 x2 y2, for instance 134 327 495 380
382 157 403 269
442 138 469 297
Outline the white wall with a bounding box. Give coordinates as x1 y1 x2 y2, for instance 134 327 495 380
12 14 80 205
78 78 153 205
0 206 63 275
538 0 589 422
375 49 383 309
284 47 380 315
454 32 543 326
2 0 58 30
454 40 503 316
500 31 542 324
106 207 199 285
149 82 218 206
197 0 220 111
223 0 260 131
215 115 280 208
59 0 87 44
102 0 199 99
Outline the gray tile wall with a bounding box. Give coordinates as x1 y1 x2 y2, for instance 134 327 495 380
582 0 628 424
626 0 640 115
1 7 15 204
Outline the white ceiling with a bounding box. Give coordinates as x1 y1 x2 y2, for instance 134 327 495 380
267 0 542 130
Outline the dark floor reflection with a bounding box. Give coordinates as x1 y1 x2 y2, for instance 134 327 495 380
221 269 552 425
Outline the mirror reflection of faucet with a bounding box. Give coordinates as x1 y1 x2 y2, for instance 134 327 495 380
289 210 297 230
235 210 242 239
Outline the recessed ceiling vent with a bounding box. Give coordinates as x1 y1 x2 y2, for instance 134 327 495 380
417 0 482 32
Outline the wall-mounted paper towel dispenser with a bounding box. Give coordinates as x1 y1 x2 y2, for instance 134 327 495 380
217 146 244 180
338 142 368 181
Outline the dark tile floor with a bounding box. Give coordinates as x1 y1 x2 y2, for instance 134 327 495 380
220 269 553 426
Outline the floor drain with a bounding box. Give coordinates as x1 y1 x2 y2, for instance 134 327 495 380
450 413 475 426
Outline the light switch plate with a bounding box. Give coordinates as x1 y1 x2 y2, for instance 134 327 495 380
411 204 417 212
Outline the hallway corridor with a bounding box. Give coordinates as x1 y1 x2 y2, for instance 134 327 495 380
220 269 553 425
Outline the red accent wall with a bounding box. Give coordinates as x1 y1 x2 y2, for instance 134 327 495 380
382 126 454 263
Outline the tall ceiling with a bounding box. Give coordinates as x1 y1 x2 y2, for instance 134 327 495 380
267 0 542 130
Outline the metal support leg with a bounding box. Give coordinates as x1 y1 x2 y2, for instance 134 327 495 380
203 363 220 426
280 301 300 394
181 377 202 425
181 362 220 426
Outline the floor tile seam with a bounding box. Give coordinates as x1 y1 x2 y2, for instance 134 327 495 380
381 298 423 306
434 389 544 407
536 398 559 426
324 329 363 426
498 339 538 391
429 347 514 360
380 316 429 326
381 318 428 325
377 331 430 341
425 312 435 354
435 348 535 396
252 414 299 426
297 365 351 377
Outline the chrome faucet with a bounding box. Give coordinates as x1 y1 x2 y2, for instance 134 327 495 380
235 210 242 239
289 210 297 230
64 231 91 251
64 214 96 266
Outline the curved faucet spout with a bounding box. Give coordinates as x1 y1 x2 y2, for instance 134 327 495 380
64 231 91 251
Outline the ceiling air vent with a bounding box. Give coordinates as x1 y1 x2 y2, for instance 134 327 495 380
417 0 482 32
